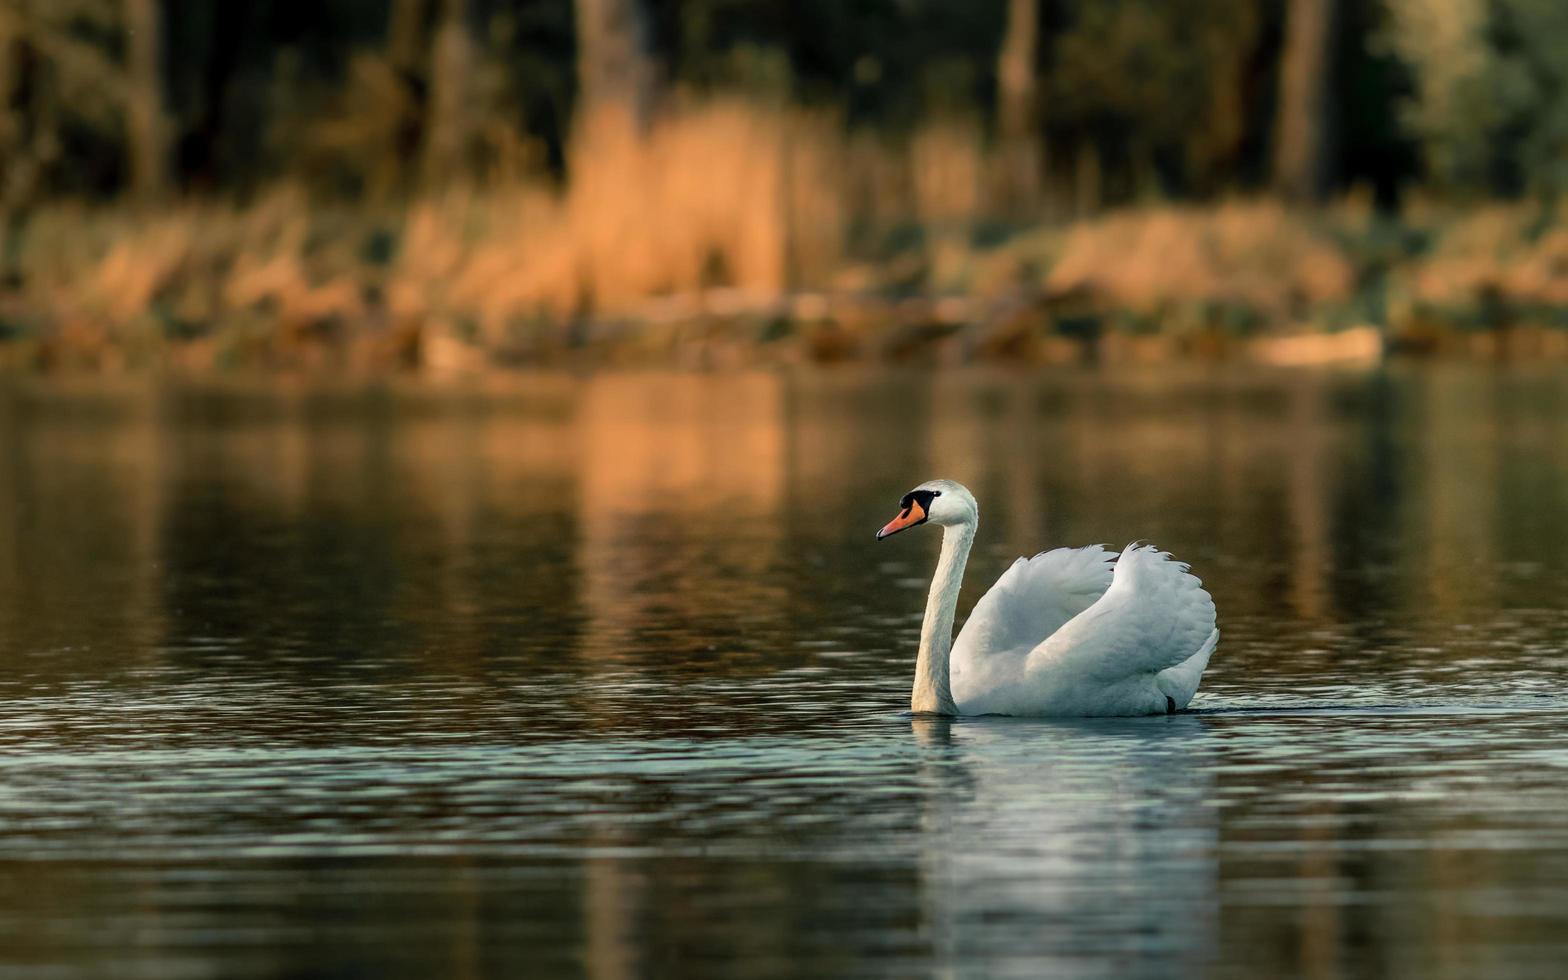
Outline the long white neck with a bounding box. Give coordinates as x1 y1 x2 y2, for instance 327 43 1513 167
912 521 974 715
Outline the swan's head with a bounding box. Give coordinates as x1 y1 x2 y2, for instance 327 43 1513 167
875 479 977 540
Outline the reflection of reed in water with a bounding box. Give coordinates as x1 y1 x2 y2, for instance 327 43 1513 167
0 383 167 667
918 370 1344 629
153 389 433 670
927 373 1044 555
574 373 789 666
577 373 786 510
1279 379 1332 621
0 386 173 954
784 371 923 502
569 375 796 976
584 854 639 980
1413 370 1501 620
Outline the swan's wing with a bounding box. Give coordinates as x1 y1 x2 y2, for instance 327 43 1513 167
1027 543 1217 684
951 545 1116 667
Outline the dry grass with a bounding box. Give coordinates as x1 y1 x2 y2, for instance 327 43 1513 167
2 98 1000 360
1045 201 1357 324
1397 203 1568 310
1 97 1562 370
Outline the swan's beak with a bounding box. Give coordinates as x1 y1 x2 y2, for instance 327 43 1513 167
875 500 927 540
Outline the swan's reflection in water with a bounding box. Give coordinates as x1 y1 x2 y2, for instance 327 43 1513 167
908 715 1219 978
552 716 1223 979
558 706 1568 979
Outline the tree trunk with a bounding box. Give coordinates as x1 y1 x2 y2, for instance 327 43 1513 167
1273 0 1339 202
0 13 21 201
376 0 428 195
123 0 169 201
995 0 1042 212
421 0 473 189
574 0 655 130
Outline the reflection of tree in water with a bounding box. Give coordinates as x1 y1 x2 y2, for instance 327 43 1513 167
1311 370 1406 658
778 371 931 673
154 396 440 680
8 370 1568 977
147 386 591 730
910 371 1345 699
0 385 166 674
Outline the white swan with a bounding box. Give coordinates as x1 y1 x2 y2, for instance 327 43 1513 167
875 479 1218 717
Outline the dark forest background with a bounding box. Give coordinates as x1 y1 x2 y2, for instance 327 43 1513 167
1 0 1564 369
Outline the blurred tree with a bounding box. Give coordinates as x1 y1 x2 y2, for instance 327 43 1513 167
3 0 1557 213
422 0 474 187
576 0 655 128
1049 0 1265 205
170 3 248 191
1501 0 1568 197
1386 0 1568 197
995 0 1042 210
484 1 576 177
387 0 432 175
1273 0 1339 201
123 0 169 200
0 0 124 212
654 1 1000 127
1335 0 1416 207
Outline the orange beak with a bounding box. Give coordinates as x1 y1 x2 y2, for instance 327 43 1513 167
876 499 927 540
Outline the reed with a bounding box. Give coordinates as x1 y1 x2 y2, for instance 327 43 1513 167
1 98 1562 370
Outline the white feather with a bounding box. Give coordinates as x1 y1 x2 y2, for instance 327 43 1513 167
950 543 1218 717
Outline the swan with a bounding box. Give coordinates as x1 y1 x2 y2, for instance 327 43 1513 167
875 479 1218 717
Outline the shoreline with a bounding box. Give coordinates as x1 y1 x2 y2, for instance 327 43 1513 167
2 196 1563 374
10 318 1568 375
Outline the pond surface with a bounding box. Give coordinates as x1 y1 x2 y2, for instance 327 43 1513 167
3 366 1568 978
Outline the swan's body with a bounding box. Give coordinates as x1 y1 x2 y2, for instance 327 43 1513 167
877 480 1218 717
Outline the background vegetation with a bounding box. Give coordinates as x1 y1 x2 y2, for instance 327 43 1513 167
1 0 1564 369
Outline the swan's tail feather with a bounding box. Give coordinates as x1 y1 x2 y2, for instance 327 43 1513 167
1033 542 1217 680
1157 625 1219 709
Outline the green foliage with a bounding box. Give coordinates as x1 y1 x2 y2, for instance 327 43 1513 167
1 0 1564 215
0 0 127 206
1047 0 1265 197
1385 0 1568 196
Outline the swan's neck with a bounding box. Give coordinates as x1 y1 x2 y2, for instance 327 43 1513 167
912 521 974 715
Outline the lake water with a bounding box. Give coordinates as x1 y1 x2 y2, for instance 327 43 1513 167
3 367 1568 978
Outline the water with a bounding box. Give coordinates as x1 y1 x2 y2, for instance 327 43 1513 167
3 367 1568 978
